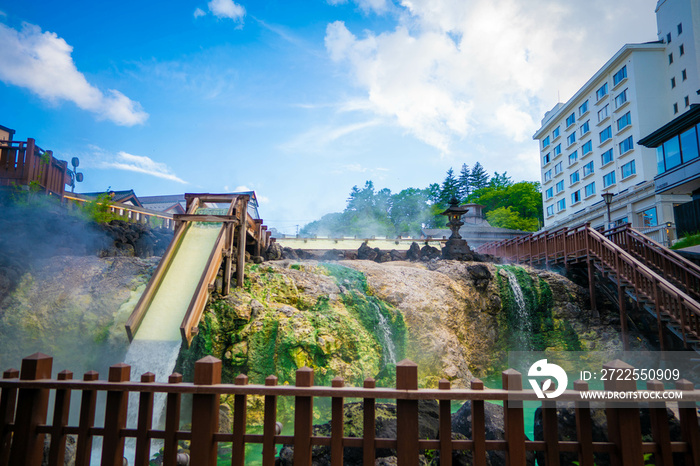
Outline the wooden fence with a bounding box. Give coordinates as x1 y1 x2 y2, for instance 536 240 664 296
1 353 699 466
0 139 69 199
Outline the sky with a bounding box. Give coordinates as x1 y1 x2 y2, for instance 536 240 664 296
0 0 659 235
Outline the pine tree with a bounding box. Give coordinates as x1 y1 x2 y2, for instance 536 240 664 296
469 162 489 191
458 163 471 200
439 167 459 205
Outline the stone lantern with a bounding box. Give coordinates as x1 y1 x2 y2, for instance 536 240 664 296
439 197 474 260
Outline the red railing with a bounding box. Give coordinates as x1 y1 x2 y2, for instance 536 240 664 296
0 138 68 199
2 353 699 466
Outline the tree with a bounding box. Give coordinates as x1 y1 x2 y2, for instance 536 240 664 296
489 171 512 189
439 168 459 205
469 162 489 190
457 164 471 199
390 188 432 237
486 207 539 231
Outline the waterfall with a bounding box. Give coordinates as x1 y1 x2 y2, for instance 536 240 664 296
372 302 397 365
504 269 533 350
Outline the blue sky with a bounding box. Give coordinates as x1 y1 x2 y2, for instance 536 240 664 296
0 0 658 234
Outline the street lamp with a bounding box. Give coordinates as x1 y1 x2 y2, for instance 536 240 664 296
601 191 614 230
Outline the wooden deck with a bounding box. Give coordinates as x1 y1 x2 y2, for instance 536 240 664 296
0 138 69 199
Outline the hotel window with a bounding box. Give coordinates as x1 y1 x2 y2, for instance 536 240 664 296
641 207 657 227
568 151 578 165
686 96 690 107
544 169 552 182
616 112 631 131
553 144 561 157
556 180 564 193
666 33 672 43
621 160 636 179
566 113 576 127
570 170 580 184
603 171 616 188
583 161 594 177
542 136 550 149
543 153 550 165
680 126 699 162
571 190 581 204
614 89 628 109
555 161 563 175
553 126 560 138
613 66 627 86
680 44 685 56
545 187 553 199
619 135 633 154
682 69 687 81
601 148 614 166
669 53 673 64
678 23 683 35
579 100 589 115
596 83 608 101
671 77 676 88
600 126 612 144
557 199 566 212
674 103 679 114
546 205 554 216
567 132 576 146
582 140 592 155
585 182 596 197
579 120 590 137
598 104 609 122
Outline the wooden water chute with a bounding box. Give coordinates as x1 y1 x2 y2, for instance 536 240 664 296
125 193 268 347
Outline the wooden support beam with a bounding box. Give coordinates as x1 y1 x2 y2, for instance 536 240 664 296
237 196 249 288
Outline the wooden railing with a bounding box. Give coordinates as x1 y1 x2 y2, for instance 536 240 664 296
63 193 177 229
476 224 700 350
0 139 68 198
1 353 699 466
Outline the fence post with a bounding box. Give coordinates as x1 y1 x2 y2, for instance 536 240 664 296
190 356 222 466
48 370 73 466
573 380 594 466
502 368 526 466
294 367 314 466
262 376 278 466
8 353 52 466
363 378 376 465
438 379 452 466
75 371 99 466
676 379 700 466
134 372 155 466
330 377 344 466
0 368 20 466
396 359 419 466
101 363 130 466
470 379 486 466
603 360 642 466
163 373 183 466
542 387 560 466
646 380 672 466
232 374 248 466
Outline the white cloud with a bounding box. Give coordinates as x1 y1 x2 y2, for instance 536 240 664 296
281 119 382 153
193 7 206 18
88 148 187 183
0 22 148 126
206 0 245 21
327 0 388 14
325 0 657 153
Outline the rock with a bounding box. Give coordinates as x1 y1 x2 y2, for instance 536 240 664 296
406 242 421 261
252 255 265 264
420 245 441 261
389 250 404 261
358 243 379 261
321 249 345 261
266 242 284 260
219 404 233 433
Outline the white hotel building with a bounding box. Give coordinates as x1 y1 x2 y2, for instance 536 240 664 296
533 0 699 237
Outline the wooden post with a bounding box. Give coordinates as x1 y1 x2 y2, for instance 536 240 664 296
603 360 643 466
47 370 73 466
614 250 629 350
585 227 598 318
330 377 344 466
470 379 486 466
163 373 183 466
363 378 376 466
223 224 233 296
262 376 278 466
573 380 594 466
502 369 526 466
75 371 99 466
0 368 20 466
190 356 221 466
542 390 560 466
22 138 36 186
646 380 673 466
294 367 314 466
134 372 155 466
396 359 419 466
676 379 700 466
438 379 452 466
8 353 52 466
101 363 130 466
232 374 248 466
236 197 249 288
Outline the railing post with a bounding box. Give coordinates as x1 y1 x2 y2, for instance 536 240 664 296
438 379 452 466
0 368 20 466
676 379 700 466
502 369 526 466
542 387 560 466
262 376 278 466
584 225 598 318
75 370 99 466
363 378 376 465
163 372 183 466
232 374 248 466
134 372 155 466
8 353 52 466
190 356 222 466
330 377 344 466
101 363 130 466
470 379 486 466
47 370 73 466
603 360 642 466
646 380 673 466
236 197 249 288
294 367 314 466
573 380 594 466
396 359 419 466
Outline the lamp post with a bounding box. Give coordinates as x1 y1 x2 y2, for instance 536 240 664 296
601 191 614 230
439 197 472 260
